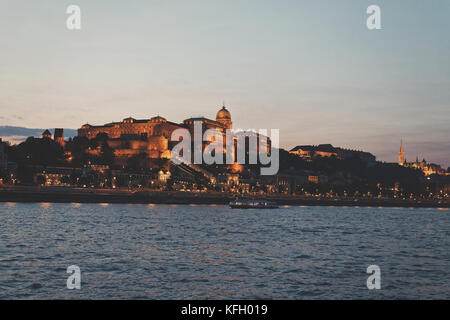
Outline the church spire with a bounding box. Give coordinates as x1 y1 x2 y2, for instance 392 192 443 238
398 140 406 166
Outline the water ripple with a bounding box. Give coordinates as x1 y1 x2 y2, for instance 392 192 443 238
0 204 449 299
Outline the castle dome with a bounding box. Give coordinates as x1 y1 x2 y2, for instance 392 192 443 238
216 105 232 129
216 106 231 120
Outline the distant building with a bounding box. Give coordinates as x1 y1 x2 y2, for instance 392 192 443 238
398 140 406 166
54 128 65 146
216 173 240 192
409 158 445 176
290 144 337 159
33 166 81 186
398 141 446 176
290 144 376 164
158 170 171 183
259 173 311 194
41 128 67 146
42 129 52 139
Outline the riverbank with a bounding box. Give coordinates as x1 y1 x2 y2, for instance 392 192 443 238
0 185 448 208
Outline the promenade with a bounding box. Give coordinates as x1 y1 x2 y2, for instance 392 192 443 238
0 186 448 208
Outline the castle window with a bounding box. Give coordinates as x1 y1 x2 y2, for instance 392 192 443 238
123 117 135 124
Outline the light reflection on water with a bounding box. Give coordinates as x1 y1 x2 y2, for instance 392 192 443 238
0 203 449 299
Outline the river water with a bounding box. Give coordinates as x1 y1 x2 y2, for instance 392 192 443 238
0 203 449 299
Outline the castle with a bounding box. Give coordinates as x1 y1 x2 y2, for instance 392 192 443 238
79 105 232 138
37 105 270 172
78 106 232 159
76 105 233 160
398 140 446 176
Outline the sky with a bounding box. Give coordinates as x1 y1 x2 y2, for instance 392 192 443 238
0 0 449 167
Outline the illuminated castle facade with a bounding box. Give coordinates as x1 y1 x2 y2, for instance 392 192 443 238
77 105 237 160
79 106 232 140
398 140 446 176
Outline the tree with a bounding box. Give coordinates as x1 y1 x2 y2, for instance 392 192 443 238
8 137 65 166
126 153 149 171
67 136 90 167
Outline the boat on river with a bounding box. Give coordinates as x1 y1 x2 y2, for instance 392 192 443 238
229 198 278 209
